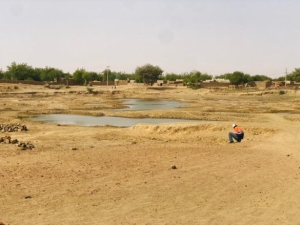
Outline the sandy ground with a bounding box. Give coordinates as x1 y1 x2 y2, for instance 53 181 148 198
1 84 300 225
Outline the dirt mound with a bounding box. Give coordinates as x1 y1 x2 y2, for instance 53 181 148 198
245 127 278 135
131 123 225 134
131 123 277 135
129 123 230 144
128 123 278 144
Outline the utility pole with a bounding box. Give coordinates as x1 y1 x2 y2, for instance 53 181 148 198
106 66 109 86
285 68 287 87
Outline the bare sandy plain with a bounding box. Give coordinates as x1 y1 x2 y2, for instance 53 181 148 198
1 83 300 225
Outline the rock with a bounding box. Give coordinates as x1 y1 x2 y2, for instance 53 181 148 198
25 195 32 199
0 123 28 132
11 139 19 144
0 136 11 144
17 141 35 150
171 165 177 169
71 147 78 150
0 123 34 150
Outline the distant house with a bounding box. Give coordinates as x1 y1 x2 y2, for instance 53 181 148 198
255 81 272 89
202 78 230 83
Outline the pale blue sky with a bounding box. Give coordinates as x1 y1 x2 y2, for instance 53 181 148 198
1 0 299 78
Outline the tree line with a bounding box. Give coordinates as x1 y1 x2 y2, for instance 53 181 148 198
0 62 299 85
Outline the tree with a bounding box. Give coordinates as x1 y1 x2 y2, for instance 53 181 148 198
183 70 212 84
248 75 272 82
164 73 183 81
274 76 286 81
62 72 71 86
102 69 112 82
230 71 248 85
39 67 64 82
135 64 163 84
190 71 201 83
82 71 98 83
0 69 3 79
47 68 63 81
117 71 134 81
6 62 38 81
72 68 86 84
288 68 300 82
34 68 44 80
200 73 213 81
218 71 249 85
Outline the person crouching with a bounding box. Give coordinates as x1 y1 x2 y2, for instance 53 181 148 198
229 124 244 143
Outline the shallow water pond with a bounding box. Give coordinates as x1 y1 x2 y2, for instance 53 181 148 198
29 114 198 127
84 99 187 111
115 99 187 111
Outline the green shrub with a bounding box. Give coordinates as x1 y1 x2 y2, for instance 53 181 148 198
279 90 285 95
188 84 200 90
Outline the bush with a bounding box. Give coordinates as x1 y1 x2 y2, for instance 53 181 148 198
279 90 285 95
188 84 200 90
86 87 94 93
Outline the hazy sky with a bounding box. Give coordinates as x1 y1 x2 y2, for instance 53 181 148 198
1 0 299 78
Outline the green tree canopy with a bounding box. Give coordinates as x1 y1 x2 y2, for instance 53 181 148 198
248 74 272 82
135 64 163 84
164 73 184 81
0 69 3 79
217 71 249 85
72 68 86 84
6 62 39 81
184 71 201 84
287 68 300 82
116 72 134 81
82 71 99 83
39 67 64 82
183 70 213 84
102 69 112 82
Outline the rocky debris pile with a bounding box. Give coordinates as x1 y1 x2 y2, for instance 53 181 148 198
0 123 28 132
0 136 34 150
18 141 35 150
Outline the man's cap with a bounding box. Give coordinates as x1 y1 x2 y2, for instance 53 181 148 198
232 124 237 128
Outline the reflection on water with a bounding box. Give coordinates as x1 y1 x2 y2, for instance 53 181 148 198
115 99 187 111
29 114 198 127
29 99 194 127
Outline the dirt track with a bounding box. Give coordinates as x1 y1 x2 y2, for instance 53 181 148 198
1 84 300 225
